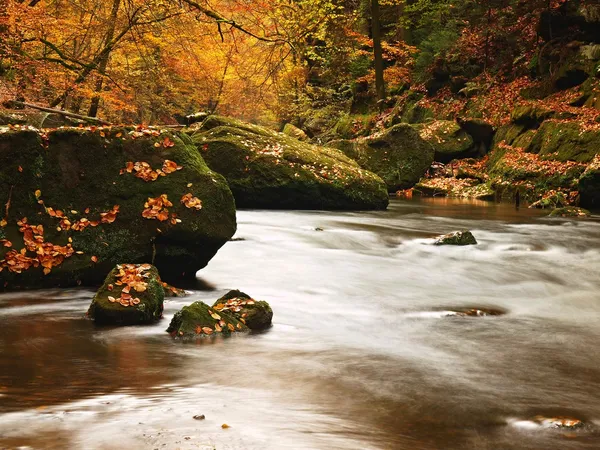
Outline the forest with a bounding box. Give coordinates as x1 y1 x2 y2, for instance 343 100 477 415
1 1 600 449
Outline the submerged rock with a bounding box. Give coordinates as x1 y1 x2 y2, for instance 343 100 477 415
548 206 591 217
212 289 273 330
444 307 505 317
0 126 236 290
167 300 248 338
329 124 435 191
434 230 477 246
190 116 388 210
532 416 585 430
87 264 164 325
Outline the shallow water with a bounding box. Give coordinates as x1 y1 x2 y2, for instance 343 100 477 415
1 198 600 449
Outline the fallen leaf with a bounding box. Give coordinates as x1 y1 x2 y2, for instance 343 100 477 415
91 256 98 263
221 424 230 429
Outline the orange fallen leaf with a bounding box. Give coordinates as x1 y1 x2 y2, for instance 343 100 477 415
221 424 230 429
91 256 98 263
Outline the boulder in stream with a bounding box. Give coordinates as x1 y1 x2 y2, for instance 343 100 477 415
189 116 388 210
167 300 248 338
434 230 477 246
548 206 591 218
87 264 164 325
212 289 273 330
329 124 435 192
0 126 236 290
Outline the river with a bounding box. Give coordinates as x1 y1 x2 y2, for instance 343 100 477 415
1 198 600 450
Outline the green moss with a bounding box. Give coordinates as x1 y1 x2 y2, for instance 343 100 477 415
0 127 236 290
166 300 248 338
330 124 435 191
87 265 165 325
527 121 599 162
191 123 388 210
549 207 591 217
414 120 475 163
212 289 273 330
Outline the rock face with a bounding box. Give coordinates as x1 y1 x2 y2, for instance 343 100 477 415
434 230 477 246
190 116 389 210
0 126 236 290
330 124 435 191
167 300 248 338
526 121 599 163
416 120 475 163
87 264 164 325
579 156 600 208
212 289 273 330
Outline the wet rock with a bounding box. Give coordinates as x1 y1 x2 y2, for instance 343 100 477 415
0 127 236 290
548 206 591 218
329 124 435 191
213 289 273 330
167 300 248 338
434 230 477 246
193 415 205 420
190 117 388 210
87 264 164 325
162 282 187 298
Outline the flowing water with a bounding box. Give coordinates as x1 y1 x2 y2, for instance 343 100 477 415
1 198 600 450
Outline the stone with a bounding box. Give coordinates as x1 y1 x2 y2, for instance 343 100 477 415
415 120 475 163
190 117 388 210
87 264 164 325
548 207 591 217
282 123 308 141
329 124 435 191
434 230 477 246
167 300 248 338
0 126 236 290
212 289 273 330
579 155 600 208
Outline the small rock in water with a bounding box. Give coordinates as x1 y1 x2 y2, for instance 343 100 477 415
533 416 585 430
315 227 324 232
193 415 205 420
213 290 273 330
434 230 477 246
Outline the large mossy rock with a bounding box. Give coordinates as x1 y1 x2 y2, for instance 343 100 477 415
415 120 475 163
212 289 273 330
87 264 164 325
0 126 236 290
190 118 388 210
549 206 591 218
167 301 248 338
329 124 435 192
526 121 600 162
579 156 600 208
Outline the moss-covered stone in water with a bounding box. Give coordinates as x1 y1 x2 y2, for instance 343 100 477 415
415 120 475 163
87 264 164 325
166 301 248 338
549 207 591 218
329 124 435 192
434 230 477 246
0 126 236 290
191 118 388 210
579 156 600 208
527 121 600 162
212 289 273 330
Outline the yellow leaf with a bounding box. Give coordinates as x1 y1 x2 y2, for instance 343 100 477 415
35 189 41 198
221 424 230 429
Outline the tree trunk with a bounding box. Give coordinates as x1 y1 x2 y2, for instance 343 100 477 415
371 0 385 109
88 0 120 117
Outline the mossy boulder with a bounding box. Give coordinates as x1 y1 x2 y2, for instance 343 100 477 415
549 206 591 217
190 119 388 210
579 156 600 208
166 301 248 338
87 264 164 325
434 230 477 246
329 124 435 192
0 126 236 290
415 120 475 163
212 289 273 330
526 121 600 162
282 123 308 141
